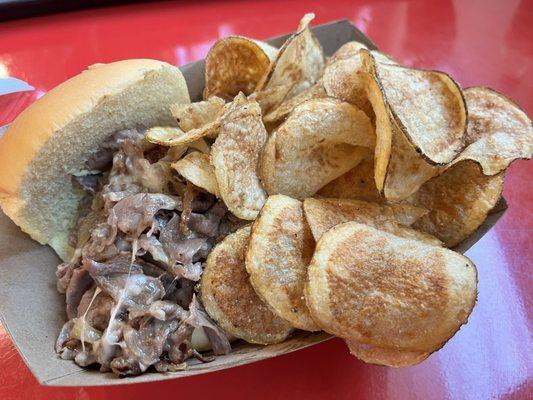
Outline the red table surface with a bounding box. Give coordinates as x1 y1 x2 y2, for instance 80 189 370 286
0 0 532 399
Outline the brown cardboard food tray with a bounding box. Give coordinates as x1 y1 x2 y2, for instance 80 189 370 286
0 20 507 386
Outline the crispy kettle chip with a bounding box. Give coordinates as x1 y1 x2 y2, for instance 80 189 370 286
317 157 381 202
382 118 441 201
359 53 441 201
370 50 398 65
372 57 467 164
305 222 477 351
346 340 429 367
204 36 278 100
328 41 368 64
323 50 372 116
408 161 504 247
263 82 326 126
210 96 268 220
171 96 225 135
146 94 248 146
451 87 533 174
256 13 325 106
250 83 295 116
172 151 219 196
260 97 374 199
246 195 319 331
303 198 441 246
202 226 293 345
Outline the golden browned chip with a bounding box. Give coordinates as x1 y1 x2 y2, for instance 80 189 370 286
327 41 368 64
159 145 188 162
323 53 372 116
187 138 210 154
346 340 429 367
146 93 249 146
260 97 374 199
145 126 188 146
145 125 218 147
172 151 219 196
204 36 278 100
359 54 440 201
263 82 326 126
305 222 477 352
210 96 268 220
316 157 381 202
302 198 441 246
451 87 533 174
249 83 295 115
323 49 398 117
303 197 396 240
256 13 325 105
383 120 441 201
359 71 393 194
202 226 293 345
370 50 398 65
246 195 319 331
370 55 467 164
408 161 504 247
389 203 429 226
170 96 226 134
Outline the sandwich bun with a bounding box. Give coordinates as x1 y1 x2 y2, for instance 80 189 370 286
0 59 190 260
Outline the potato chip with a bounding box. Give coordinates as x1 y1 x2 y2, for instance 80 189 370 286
188 138 210 154
256 13 325 105
160 144 188 162
249 83 295 115
263 82 326 127
145 125 219 147
171 96 225 134
172 151 219 196
201 226 293 345
323 47 398 118
146 93 248 146
145 126 187 147
204 36 278 100
389 203 429 226
359 71 393 194
303 197 395 240
327 41 368 64
383 119 441 201
346 340 429 367
260 98 374 199
369 54 467 164
303 198 441 246
451 87 533 174
408 161 504 247
210 96 268 220
305 222 477 351
359 54 440 201
317 157 381 202
246 195 319 331
370 50 398 65
323 53 372 116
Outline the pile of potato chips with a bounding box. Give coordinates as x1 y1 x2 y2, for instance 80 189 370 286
146 14 532 366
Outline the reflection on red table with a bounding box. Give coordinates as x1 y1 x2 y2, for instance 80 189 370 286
0 1 531 399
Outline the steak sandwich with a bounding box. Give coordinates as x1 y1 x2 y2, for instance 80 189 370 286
0 60 236 375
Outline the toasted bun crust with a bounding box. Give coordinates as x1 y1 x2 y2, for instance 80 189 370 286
0 59 190 260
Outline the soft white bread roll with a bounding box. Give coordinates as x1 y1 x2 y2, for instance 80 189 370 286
0 59 190 261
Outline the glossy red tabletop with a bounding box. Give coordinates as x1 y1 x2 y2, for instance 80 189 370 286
0 1 532 399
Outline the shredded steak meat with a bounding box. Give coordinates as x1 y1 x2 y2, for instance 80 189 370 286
65 269 94 319
55 136 235 376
